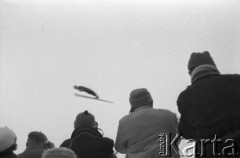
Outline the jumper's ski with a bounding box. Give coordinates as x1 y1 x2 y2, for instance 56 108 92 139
74 93 114 103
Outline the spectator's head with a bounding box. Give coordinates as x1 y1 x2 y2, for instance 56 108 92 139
42 147 77 158
0 127 17 153
74 110 97 129
129 88 153 113
26 131 47 147
188 51 216 75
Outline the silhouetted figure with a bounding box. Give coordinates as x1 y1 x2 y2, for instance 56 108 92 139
18 131 48 158
60 110 116 158
0 127 17 158
115 88 179 158
42 147 77 158
74 86 99 99
177 51 240 157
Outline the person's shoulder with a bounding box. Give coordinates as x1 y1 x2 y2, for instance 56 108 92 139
157 108 174 113
221 74 240 79
119 114 130 123
177 86 191 103
157 108 177 117
102 137 114 146
213 74 240 85
60 139 71 148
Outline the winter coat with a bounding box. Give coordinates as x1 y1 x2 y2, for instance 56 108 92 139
60 127 115 158
177 74 240 157
17 145 45 158
115 106 179 158
0 152 16 158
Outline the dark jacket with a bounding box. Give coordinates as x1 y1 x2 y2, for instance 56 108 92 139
0 152 16 158
60 127 115 158
17 145 45 158
177 74 240 156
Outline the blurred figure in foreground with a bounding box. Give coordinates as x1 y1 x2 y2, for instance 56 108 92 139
0 127 17 158
42 147 76 158
115 88 179 158
60 110 116 158
18 131 49 158
177 51 240 157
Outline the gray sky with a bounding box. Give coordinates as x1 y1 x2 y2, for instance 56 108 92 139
0 0 240 156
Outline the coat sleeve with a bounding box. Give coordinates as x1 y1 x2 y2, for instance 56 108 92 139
177 93 194 139
115 120 128 154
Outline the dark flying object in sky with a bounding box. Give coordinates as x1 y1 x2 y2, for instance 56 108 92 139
73 85 114 103
74 85 99 99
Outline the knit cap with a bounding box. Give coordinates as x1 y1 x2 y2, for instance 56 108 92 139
42 147 77 158
129 88 153 111
74 110 96 129
28 131 47 143
0 127 16 152
188 51 216 70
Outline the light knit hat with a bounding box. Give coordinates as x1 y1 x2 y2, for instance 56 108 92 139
129 88 153 112
74 110 96 129
0 127 16 152
188 51 216 70
42 147 77 158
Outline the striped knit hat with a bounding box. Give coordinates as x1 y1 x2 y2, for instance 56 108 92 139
129 88 153 112
188 51 216 70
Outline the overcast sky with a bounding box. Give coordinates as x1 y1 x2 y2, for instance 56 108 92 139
0 0 240 156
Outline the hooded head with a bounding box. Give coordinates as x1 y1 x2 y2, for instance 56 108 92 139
188 51 216 74
74 110 97 129
129 88 153 113
188 51 220 83
0 127 17 152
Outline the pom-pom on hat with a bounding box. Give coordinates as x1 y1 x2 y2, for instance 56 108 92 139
74 110 96 129
188 51 216 70
129 88 153 112
0 127 16 152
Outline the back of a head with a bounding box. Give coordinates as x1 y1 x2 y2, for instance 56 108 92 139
42 147 77 158
27 131 47 145
188 51 216 72
74 110 96 129
129 88 153 113
0 127 17 152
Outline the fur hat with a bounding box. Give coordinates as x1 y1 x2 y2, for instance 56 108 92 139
74 110 96 129
129 88 153 112
188 51 216 70
27 131 47 144
0 127 16 152
42 147 77 158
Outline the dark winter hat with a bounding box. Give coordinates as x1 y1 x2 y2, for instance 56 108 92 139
188 51 216 70
0 127 16 152
129 88 153 111
74 110 96 129
28 131 47 143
